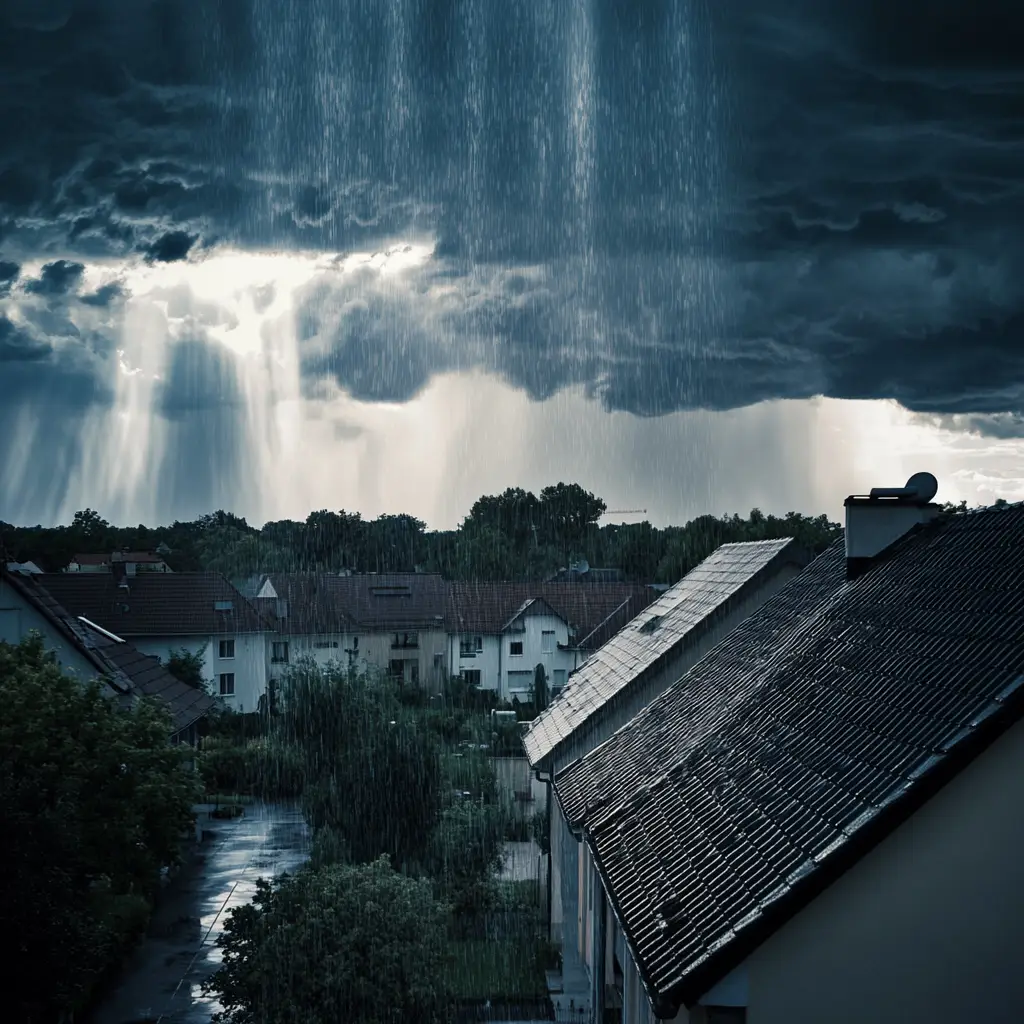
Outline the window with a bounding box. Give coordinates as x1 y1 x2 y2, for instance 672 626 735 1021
313 640 339 649
433 652 444 668
542 630 556 653
460 635 480 657
218 673 235 695
392 632 419 649
272 641 290 663
410 661 419 686
219 639 235 659
388 659 405 681
507 669 532 694
509 640 524 656
552 669 567 693
214 600 234 611
462 669 481 687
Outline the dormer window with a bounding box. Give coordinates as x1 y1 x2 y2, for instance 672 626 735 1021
214 600 233 612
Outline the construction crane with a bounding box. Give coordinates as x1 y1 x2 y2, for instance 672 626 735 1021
601 509 647 516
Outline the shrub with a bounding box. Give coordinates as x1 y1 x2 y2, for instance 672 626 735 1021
206 858 452 1024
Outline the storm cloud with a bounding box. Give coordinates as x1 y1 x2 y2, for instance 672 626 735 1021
0 0 1022 476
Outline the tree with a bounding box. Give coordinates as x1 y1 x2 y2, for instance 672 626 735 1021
279 662 442 869
165 644 209 691
537 483 606 555
206 857 451 1024
0 633 200 1022
426 801 506 914
464 487 541 549
533 662 549 713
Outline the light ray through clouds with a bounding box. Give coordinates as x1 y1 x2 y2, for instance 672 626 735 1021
0 0 1022 526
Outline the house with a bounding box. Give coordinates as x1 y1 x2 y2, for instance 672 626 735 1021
447 582 657 702
0 566 215 745
67 550 172 573
553 476 1024 1023
256 572 449 690
5 560 43 574
37 571 271 712
523 540 813 1012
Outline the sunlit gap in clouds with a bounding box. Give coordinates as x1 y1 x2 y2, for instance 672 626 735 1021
38 242 435 525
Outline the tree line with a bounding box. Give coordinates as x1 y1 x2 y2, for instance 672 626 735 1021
1 482 844 582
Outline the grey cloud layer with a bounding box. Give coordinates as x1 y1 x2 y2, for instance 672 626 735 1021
0 0 1022 430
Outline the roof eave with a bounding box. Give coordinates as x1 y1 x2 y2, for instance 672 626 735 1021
633 679 1024 1016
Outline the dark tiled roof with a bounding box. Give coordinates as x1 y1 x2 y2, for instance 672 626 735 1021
525 540 808 768
266 572 447 633
554 508 1024 1016
79 623 216 735
72 551 166 565
447 582 656 641
38 572 266 636
3 569 215 734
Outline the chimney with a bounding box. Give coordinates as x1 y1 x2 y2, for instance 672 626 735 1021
112 560 129 588
844 471 941 580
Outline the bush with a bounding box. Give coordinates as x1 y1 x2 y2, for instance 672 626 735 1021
205 858 452 1024
197 737 304 799
0 633 199 1023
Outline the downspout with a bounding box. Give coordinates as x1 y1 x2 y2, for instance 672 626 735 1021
534 765 554 936
498 631 503 701
593 861 607 1024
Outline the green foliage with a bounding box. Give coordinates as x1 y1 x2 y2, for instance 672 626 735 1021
206 858 452 1024
0 633 200 1022
197 737 304 800
533 663 549 713
280 661 443 869
1 486 846 583
165 644 209 691
426 801 506 914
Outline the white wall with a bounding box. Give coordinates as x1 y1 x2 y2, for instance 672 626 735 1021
131 632 268 713
742 715 1024 1024
453 632 501 692
0 579 117 695
503 610 573 702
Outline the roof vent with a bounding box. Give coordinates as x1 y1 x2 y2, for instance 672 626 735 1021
844 472 941 580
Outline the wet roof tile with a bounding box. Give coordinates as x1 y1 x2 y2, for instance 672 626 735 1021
553 506 1024 1015
525 539 808 767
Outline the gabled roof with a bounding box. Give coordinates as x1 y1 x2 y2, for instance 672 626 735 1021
38 572 267 636
553 507 1024 1017
264 572 446 633
2 568 215 735
77 621 216 735
525 539 809 769
447 582 656 641
502 596 565 632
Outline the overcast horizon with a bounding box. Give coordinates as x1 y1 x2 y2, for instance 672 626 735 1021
2 0 1022 530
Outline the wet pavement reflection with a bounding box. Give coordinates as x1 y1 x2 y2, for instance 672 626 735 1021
89 803 309 1024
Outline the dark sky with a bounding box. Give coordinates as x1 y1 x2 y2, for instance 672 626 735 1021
0 0 1022 523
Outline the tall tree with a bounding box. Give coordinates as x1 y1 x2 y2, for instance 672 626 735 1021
537 482 607 556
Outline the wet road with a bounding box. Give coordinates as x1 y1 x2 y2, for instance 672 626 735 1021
90 803 309 1024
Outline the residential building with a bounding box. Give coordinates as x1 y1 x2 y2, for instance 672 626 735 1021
256 572 449 690
67 550 172 573
447 582 657 702
0 566 215 745
523 540 812 1013
548 564 626 584
37 571 271 712
554 476 1024 1023
5 560 42 574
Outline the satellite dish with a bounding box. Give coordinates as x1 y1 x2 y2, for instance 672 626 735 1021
905 472 938 503
572 558 590 575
